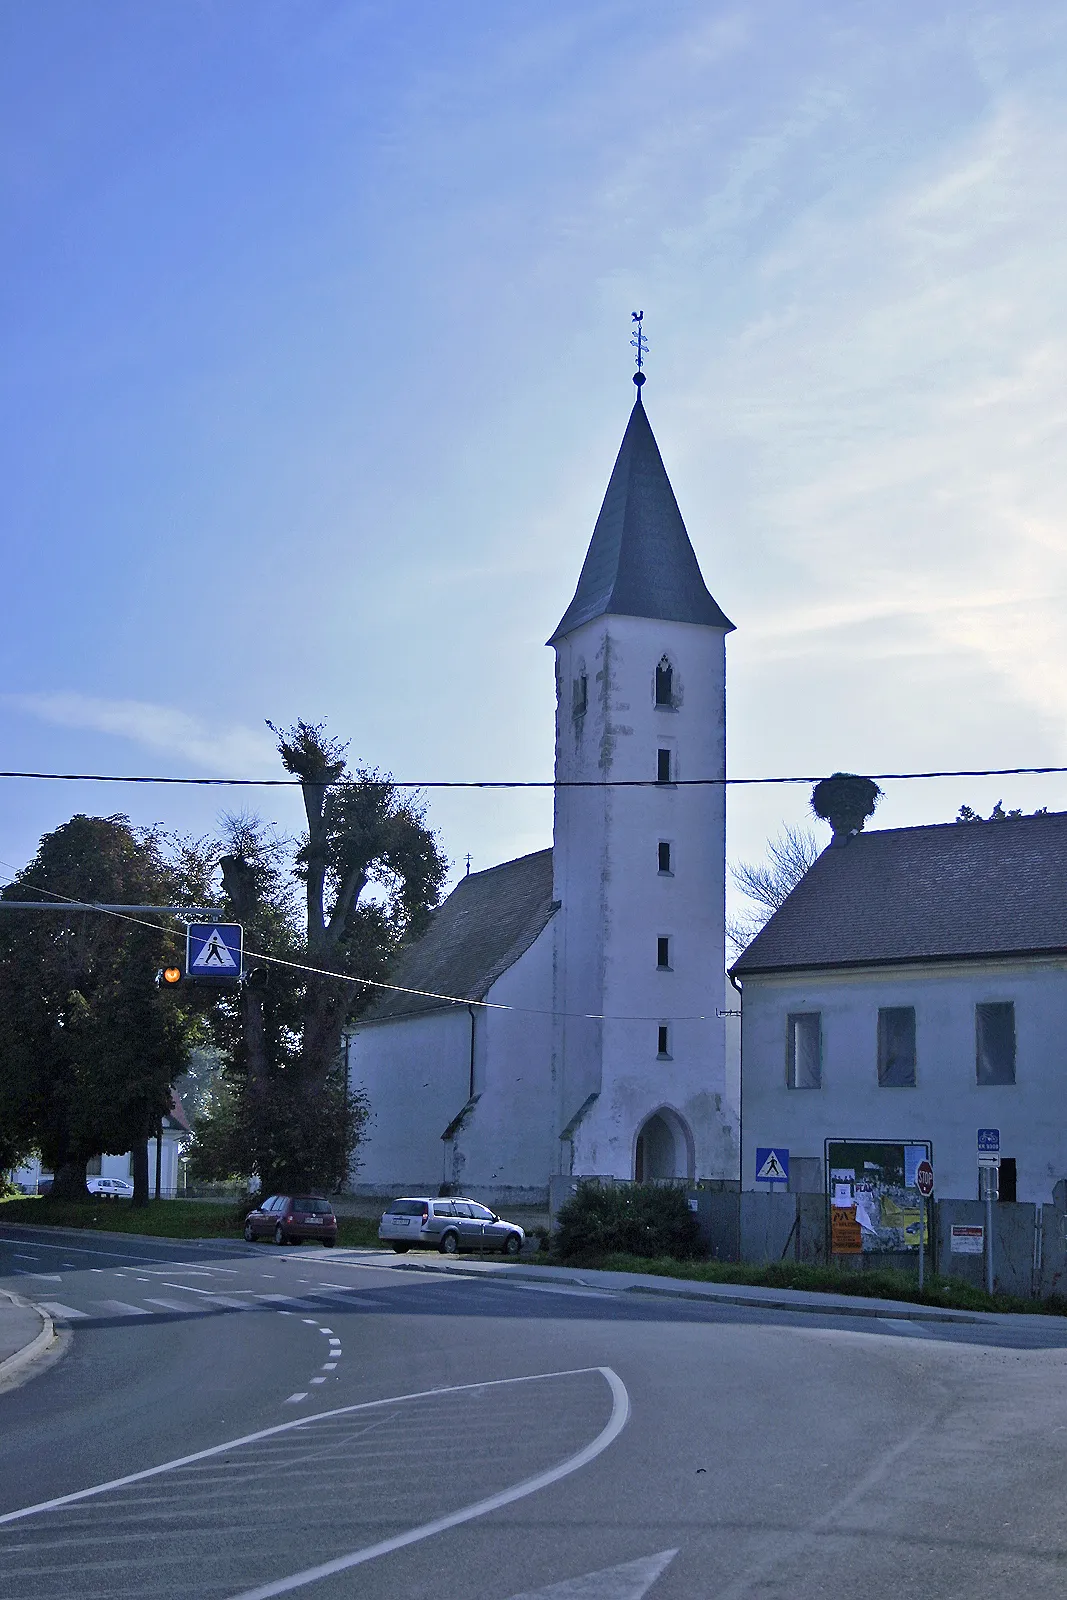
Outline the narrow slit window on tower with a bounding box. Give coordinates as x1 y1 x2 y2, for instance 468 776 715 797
657 748 672 783
658 841 672 874
655 657 674 707
657 1024 671 1059
657 936 672 970
573 673 587 716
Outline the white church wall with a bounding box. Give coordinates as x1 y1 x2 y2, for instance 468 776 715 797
347 1007 471 1196
553 612 733 1181
447 920 556 1205
740 955 1067 1205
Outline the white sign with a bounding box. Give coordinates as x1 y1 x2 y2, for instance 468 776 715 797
755 1149 788 1184
191 926 240 970
950 1224 985 1255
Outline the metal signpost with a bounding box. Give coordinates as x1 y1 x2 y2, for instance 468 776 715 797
755 1147 789 1189
915 1159 934 1291
978 1128 1000 1295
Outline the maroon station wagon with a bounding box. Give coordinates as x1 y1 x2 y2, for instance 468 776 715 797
244 1194 338 1247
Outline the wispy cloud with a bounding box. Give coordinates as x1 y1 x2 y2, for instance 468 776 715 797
4 693 275 775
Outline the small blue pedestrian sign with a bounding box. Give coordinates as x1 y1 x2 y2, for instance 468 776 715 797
755 1147 789 1186
186 923 243 984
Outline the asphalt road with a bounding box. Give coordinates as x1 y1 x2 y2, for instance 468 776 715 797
2 1227 1067 1599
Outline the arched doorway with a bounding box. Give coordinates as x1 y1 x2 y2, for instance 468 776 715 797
634 1108 694 1182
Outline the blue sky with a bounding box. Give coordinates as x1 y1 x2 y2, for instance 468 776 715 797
2 0 1067 906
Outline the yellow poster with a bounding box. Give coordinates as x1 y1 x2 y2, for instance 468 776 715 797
831 1206 863 1255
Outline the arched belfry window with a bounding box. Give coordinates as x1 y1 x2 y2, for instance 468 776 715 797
655 657 674 708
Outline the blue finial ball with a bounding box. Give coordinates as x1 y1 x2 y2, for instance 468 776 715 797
633 371 646 387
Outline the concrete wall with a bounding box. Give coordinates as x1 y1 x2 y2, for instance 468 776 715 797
936 1199 1038 1297
552 613 736 1183
347 1006 471 1195
740 955 1067 1205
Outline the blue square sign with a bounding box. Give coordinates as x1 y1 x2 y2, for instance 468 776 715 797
977 1127 1000 1155
755 1147 789 1185
186 923 243 983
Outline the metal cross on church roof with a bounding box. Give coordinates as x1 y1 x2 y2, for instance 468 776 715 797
630 310 648 389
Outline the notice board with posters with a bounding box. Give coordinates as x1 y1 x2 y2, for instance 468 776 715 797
825 1140 932 1254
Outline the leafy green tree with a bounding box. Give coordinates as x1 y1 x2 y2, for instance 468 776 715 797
191 723 447 1194
0 815 200 1200
956 801 1047 822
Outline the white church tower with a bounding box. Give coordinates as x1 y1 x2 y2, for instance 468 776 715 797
549 365 736 1184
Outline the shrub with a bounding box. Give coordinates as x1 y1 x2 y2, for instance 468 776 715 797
554 1182 702 1263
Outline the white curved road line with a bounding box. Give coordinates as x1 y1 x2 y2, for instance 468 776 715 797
0 1364 626 1528
224 1366 630 1600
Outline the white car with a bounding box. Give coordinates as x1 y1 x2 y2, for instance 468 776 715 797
379 1197 525 1256
86 1177 134 1199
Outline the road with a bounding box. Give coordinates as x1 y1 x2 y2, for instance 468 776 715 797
2 1226 1067 1599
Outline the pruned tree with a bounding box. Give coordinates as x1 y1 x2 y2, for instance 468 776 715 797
192 722 448 1195
727 823 822 956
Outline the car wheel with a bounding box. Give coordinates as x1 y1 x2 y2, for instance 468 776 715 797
323 1237 336 1248
243 1221 256 1242
391 1244 409 1254
503 1233 522 1257
273 1224 286 1246
440 1231 460 1256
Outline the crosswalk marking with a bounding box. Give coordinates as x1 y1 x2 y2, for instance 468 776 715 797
144 1298 200 1312
97 1299 150 1316
38 1302 88 1320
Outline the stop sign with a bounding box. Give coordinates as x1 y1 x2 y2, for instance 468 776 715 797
915 1159 934 1198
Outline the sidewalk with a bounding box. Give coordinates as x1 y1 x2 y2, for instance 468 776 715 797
375 1252 1040 1327
0 1289 56 1389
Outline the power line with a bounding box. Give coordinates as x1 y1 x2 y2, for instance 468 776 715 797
0 865 709 1024
0 764 1067 789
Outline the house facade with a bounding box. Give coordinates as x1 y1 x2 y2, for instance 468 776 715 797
347 384 740 1205
733 812 1067 1206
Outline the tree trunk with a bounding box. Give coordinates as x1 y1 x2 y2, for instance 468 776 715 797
131 1139 150 1207
50 1158 89 1201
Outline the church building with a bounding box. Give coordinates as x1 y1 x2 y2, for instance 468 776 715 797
346 375 739 1205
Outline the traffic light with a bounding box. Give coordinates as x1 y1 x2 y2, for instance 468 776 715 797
158 964 183 989
244 965 270 993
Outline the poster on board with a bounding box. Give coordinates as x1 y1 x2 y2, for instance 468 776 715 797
825 1140 932 1253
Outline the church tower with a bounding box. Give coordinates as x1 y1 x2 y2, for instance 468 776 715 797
549 367 736 1183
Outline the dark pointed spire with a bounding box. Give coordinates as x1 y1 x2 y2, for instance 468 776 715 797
549 393 734 644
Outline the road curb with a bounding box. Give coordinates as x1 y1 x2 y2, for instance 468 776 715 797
0 1289 56 1389
383 1258 997 1326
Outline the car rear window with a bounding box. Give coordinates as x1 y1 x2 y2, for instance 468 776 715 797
292 1197 333 1214
388 1200 427 1216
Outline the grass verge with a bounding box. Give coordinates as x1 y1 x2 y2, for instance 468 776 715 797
0 1195 381 1249
549 1251 1067 1317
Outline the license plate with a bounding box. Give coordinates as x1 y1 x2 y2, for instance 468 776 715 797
305 1217 321 1225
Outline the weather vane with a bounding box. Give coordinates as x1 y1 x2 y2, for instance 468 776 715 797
630 310 648 389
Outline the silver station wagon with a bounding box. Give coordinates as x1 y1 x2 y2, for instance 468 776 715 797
379 1197 524 1257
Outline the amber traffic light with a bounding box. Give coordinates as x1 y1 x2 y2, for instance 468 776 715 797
161 965 183 987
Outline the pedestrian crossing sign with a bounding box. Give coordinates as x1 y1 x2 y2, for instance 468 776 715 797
186 923 243 983
755 1147 789 1185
